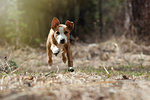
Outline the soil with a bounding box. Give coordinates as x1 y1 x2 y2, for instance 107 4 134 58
0 38 150 100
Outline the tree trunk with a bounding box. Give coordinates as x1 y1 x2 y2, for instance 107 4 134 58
99 0 103 39
125 0 150 45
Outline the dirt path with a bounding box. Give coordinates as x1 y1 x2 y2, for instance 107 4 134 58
0 39 150 100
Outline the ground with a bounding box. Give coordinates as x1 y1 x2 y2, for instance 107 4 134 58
0 38 150 100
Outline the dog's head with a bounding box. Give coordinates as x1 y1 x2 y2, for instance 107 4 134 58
51 17 74 44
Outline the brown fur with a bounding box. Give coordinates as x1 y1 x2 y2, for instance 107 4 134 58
46 17 74 68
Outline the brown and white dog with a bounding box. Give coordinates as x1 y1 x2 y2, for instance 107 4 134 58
46 17 74 72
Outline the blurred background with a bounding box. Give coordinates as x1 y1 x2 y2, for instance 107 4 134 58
0 0 149 46
0 1 150 99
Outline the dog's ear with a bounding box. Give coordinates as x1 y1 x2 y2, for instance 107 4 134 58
65 20 74 31
51 17 60 30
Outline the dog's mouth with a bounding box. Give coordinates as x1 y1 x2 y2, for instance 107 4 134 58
54 51 59 56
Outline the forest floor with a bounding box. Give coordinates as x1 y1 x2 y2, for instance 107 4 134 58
0 38 150 100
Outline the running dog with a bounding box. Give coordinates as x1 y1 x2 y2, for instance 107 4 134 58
46 17 74 72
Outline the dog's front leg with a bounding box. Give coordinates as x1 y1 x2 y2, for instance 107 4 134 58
51 44 59 56
62 48 67 63
66 42 74 72
46 41 52 66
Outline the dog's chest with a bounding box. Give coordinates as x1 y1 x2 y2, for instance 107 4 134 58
57 44 64 51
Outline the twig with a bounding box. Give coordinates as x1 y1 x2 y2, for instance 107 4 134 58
10 67 20 74
103 66 109 74
4 60 11 72
0 59 5 71
56 66 59 73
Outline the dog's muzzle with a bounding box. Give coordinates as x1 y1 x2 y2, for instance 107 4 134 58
60 39 65 44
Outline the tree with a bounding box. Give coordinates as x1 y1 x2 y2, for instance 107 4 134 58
5 0 26 46
98 0 103 38
125 0 150 45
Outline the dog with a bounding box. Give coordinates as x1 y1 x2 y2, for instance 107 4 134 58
46 17 74 72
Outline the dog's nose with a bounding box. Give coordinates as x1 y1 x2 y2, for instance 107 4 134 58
60 39 65 44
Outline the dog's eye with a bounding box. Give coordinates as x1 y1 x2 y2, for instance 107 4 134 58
56 31 60 35
64 31 68 35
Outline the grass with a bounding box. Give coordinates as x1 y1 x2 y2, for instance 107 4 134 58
0 64 150 100
1 64 149 80
76 66 150 80
0 41 150 100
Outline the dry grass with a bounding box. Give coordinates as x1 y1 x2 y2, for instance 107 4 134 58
0 38 150 100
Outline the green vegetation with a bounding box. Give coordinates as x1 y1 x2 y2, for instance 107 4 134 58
1 65 149 80
76 66 150 79
0 0 126 46
0 59 18 74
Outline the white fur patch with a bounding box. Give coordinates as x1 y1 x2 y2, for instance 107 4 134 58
52 46 59 54
56 27 67 44
68 67 73 69
59 27 64 34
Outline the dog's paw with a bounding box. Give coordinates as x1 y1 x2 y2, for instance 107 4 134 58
68 67 74 72
52 46 59 56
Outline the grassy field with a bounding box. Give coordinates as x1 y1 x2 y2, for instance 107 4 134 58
0 39 150 100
